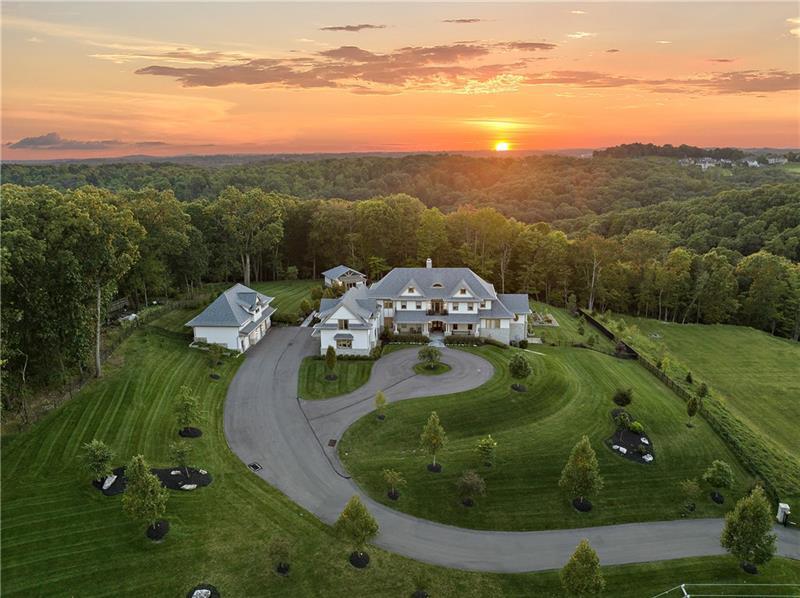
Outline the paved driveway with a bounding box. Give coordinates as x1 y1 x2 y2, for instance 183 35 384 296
224 327 799 572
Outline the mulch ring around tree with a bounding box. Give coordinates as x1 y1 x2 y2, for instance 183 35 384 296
510 383 527 392
741 562 758 575
387 490 400 501
461 498 475 508
187 583 221 598
572 497 593 512
349 551 370 568
210 373 221 380
427 463 442 473
146 519 170 541
710 491 725 504
276 563 290 576
179 426 203 438
325 373 338 381
92 467 127 496
605 409 655 464
153 467 213 491
92 467 212 495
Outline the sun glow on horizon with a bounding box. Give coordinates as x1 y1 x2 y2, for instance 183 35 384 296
494 141 510 152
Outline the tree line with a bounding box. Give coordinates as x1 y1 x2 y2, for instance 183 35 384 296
3 180 798 409
2 153 795 224
593 142 746 160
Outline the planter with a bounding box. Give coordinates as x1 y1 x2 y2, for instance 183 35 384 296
179 427 203 438
349 551 370 568
741 561 758 575
427 463 442 473
572 498 593 512
146 519 170 541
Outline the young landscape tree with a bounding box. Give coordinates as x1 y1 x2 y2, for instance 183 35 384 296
559 436 604 512
374 391 387 420
382 468 406 500
698 382 709 398
476 435 498 467
122 455 169 540
680 478 701 513
334 495 379 568
267 535 292 575
81 439 115 483
721 485 777 574
417 346 441 370
420 411 447 472
612 388 633 406
560 539 605 597
175 385 201 436
686 371 694 385
509 353 532 391
456 470 486 507
686 395 700 427
703 460 735 503
169 440 192 478
325 345 337 379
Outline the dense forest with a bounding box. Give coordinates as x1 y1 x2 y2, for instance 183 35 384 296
592 143 746 160
2 154 795 223
3 176 799 405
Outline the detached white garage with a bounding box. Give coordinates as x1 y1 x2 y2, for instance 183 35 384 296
186 283 275 353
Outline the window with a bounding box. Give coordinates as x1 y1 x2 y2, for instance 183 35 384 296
432 282 443 289
383 300 393 309
467 303 474 311
336 339 352 349
467 324 473 331
408 286 416 294
452 303 459 311
400 302 407 309
459 288 467 295
338 319 349 330
416 302 422 310
484 319 501 329
480 300 486 309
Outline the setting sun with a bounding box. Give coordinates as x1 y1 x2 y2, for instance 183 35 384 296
494 141 510 152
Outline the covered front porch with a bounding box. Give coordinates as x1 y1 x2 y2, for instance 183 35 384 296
392 312 479 337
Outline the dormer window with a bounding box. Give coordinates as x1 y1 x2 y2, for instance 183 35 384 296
480 301 486 309
408 287 416 294
459 288 467 295
432 283 443 289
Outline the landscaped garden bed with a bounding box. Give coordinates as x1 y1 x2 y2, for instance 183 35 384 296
413 362 451 376
606 409 655 465
93 466 213 494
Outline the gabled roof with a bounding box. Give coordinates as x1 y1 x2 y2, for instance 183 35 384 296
368 268 496 300
322 265 365 279
315 283 379 328
186 283 274 328
498 294 532 314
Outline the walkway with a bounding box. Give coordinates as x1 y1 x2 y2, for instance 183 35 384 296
224 327 799 572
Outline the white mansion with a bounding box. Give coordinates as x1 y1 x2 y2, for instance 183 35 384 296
313 259 530 355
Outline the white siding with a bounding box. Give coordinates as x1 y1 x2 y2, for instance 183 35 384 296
192 326 240 351
319 328 374 356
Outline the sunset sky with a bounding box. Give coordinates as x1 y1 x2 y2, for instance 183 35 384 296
2 2 799 159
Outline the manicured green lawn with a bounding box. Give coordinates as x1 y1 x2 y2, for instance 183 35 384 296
297 357 374 400
252 279 320 319
414 362 452 375
2 308 798 596
340 345 752 531
530 301 615 351
619 317 800 458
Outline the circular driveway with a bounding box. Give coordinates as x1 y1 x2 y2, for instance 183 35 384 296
224 327 799 572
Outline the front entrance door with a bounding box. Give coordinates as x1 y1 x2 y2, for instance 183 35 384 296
430 320 444 333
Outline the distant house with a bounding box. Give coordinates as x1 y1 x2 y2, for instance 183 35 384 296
186 283 275 353
744 159 761 168
313 259 530 355
322 265 366 289
767 156 788 165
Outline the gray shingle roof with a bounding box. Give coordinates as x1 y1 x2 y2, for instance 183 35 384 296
322 265 365 279
369 268 496 300
498 294 532 314
186 283 274 328
315 283 378 327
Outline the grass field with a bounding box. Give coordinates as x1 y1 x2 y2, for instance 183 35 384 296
618 317 800 458
252 279 320 318
530 301 615 351
2 302 796 596
298 357 374 400
340 343 752 531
